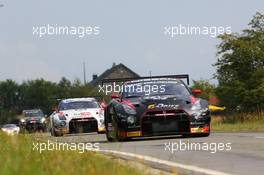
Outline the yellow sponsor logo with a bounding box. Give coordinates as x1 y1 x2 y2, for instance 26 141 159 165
127 131 141 137
98 127 106 132
191 127 204 133
148 104 156 109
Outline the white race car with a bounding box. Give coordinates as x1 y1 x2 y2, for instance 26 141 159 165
50 97 105 137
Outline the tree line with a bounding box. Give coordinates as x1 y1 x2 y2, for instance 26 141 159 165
194 12 264 113
0 77 105 124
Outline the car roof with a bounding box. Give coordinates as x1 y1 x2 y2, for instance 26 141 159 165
61 97 97 103
126 78 182 84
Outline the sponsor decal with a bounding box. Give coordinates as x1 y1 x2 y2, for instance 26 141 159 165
148 103 179 109
127 131 141 137
148 104 156 109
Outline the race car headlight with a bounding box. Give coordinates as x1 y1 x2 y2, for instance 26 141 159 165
123 105 136 115
60 121 66 127
191 100 201 111
99 119 104 124
20 119 25 123
127 115 136 125
41 117 46 123
55 121 66 128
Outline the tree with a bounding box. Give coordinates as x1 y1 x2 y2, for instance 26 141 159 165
20 79 58 114
57 77 72 98
191 79 216 101
214 12 264 111
0 79 19 110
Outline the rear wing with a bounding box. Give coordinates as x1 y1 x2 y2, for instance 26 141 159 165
101 74 190 85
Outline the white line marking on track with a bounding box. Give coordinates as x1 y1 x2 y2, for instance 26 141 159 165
44 136 234 175
255 136 264 139
99 149 233 175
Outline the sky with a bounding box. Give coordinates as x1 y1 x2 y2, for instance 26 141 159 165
0 0 263 84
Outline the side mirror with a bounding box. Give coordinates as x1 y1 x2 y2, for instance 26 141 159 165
192 89 202 95
110 92 120 99
99 100 107 108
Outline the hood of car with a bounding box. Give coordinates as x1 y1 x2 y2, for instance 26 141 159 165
125 95 192 110
60 108 102 118
118 94 203 119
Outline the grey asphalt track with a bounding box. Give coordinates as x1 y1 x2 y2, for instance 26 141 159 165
43 132 264 175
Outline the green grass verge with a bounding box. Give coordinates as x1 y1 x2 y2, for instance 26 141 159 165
211 113 264 132
0 133 142 175
212 120 264 132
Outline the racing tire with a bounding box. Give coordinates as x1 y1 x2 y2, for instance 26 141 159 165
182 134 191 138
51 127 63 137
190 133 210 137
112 116 126 142
106 131 115 142
197 133 210 137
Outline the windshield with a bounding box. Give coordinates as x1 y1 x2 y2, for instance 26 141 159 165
59 101 100 111
122 81 190 98
24 110 44 118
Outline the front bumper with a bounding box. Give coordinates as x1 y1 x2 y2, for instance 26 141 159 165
98 127 106 132
22 122 46 131
54 117 106 134
190 124 210 133
190 114 211 133
2 130 19 135
116 109 210 138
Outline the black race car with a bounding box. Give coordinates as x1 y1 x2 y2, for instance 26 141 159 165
19 109 47 133
103 75 211 141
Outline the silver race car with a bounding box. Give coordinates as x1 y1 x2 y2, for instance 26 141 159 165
1 124 20 135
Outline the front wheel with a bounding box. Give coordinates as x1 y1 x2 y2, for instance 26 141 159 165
106 131 115 142
197 133 210 137
51 127 63 137
106 122 124 142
